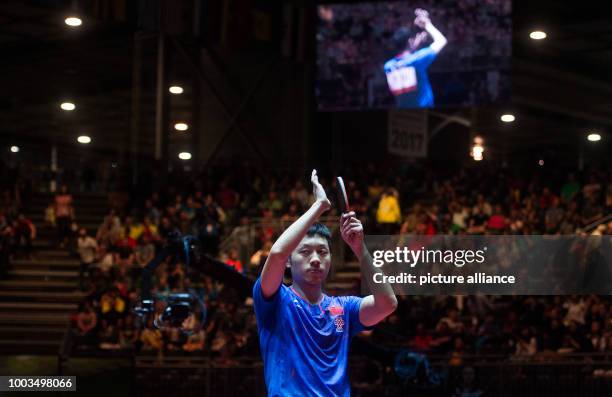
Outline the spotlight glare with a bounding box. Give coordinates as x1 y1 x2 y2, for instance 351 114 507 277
169 86 184 94
538 159 544 166
174 123 189 131
471 144 484 161
529 31 547 40
77 135 91 144
65 17 82 27
178 152 192 160
60 102 76 111
587 133 601 142
500 114 515 123
10 146 20 153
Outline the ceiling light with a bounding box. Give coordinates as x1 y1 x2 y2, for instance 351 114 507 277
529 31 547 40
178 152 192 160
60 102 76 111
10 146 19 153
77 135 91 144
65 17 82 27
169 86 184 94
587 133 601 142
500 114 515 123
174 123 189 131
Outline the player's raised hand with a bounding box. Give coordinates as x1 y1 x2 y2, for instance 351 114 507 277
340 211 364 254
311 169 331 211
414 8 430 28
415 8 429 18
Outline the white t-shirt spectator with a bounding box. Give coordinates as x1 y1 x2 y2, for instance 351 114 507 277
78 236 98 264
97 252 114 273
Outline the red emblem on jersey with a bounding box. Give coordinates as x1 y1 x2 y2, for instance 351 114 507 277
334 317 345 333
328 305 344 316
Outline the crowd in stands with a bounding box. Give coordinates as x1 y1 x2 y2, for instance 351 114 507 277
64 160 612 363
0 183 36 271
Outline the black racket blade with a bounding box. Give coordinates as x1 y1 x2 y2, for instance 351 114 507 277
336 176 349 213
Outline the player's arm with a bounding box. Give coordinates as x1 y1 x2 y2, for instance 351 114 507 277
415 9 447 53
341 212 397 327
259 170 331 298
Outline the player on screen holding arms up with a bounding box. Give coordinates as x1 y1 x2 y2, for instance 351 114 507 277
253 170 397 396
384 8 448 108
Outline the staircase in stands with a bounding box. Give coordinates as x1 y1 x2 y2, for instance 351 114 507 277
0 192 107 355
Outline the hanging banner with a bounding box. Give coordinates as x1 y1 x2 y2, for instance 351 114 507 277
388 110 428 158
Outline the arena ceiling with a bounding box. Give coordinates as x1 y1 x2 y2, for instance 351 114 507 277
0 0 611 164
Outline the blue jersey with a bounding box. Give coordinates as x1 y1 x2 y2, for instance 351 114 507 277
253 278 366 397
384 46 438 108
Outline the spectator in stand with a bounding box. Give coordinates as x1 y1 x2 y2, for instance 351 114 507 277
77 228 98 291
183 323 206 352
223 247 243 274
487 204 507 233
54 185 74 247
100 287 126 329
376 188 401 234
217 181 239 213
289 180 310 210
437 308 465 334
250 240 273 274
467 204 488 234
473 194 492 216
450 201 469 233
545 197 564 233
141 217 160 242
96 210 121 248
140 318 163 352
368 178 384 199
12 213 36 259
0 214 12 275
514 328 537 356
588 321 607 352
135 235 155 268
44 203 56 229
409 322 433 352
114 227 136 272
561 173 581 203
259 191 283 216
119 314 140 350
94 243 115 276
144 199 161 225
75 301 98 346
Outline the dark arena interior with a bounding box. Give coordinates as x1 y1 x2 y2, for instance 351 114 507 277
0 0 611 396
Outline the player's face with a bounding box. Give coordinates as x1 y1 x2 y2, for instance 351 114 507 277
289 235 331 287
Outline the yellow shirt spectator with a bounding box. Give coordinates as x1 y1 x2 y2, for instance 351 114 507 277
376 193 401 224
129 223 144 240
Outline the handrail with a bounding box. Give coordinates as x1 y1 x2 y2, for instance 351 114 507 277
581 213 612 233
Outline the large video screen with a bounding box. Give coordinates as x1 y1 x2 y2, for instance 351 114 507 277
316 0 512 110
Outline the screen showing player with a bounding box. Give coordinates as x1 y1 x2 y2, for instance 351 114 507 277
316 0 512 110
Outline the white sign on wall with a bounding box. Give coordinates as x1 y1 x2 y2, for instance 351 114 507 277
388 110 428 158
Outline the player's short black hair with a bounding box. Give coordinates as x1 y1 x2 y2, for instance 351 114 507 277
393 26 415 52
306 223 332 251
